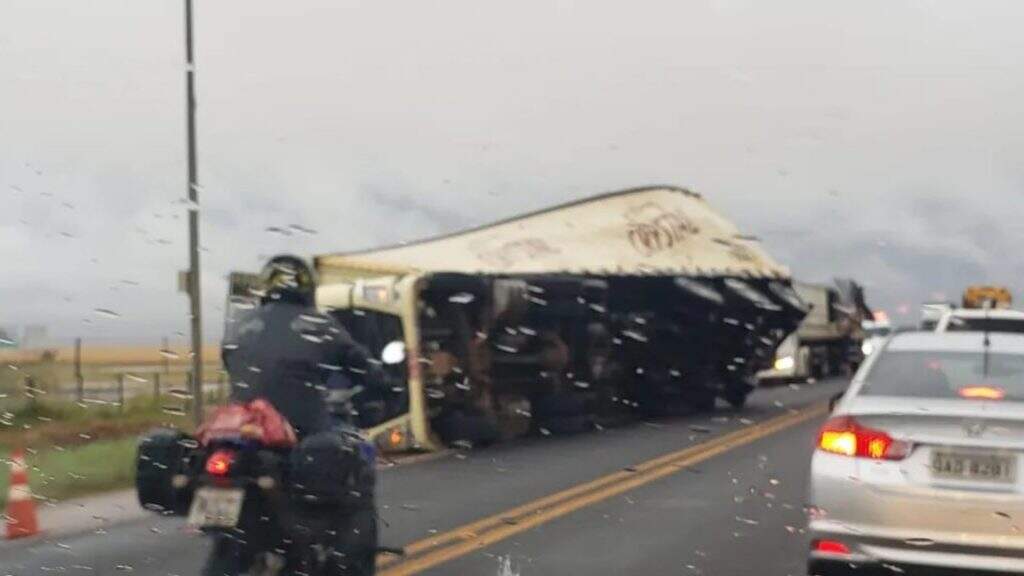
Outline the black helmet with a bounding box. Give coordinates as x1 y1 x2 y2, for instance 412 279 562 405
259 254 316 304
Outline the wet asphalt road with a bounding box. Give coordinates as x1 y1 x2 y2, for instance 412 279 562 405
0 378 845 576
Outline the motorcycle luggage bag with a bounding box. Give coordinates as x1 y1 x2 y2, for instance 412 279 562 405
136 428 196 515
289 430 375 510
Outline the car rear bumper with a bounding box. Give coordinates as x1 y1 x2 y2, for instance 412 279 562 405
809 556 1024 576
808 450 1024 574
808 519 1024 574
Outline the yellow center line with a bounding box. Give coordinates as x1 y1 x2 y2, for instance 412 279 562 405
378 402 829 575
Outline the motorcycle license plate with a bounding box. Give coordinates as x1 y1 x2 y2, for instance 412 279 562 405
187 487 245 528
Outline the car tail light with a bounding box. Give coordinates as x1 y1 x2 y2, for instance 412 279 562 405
817 416 910 460
813 539 851 555
958 385 1005 400
206 450 235 476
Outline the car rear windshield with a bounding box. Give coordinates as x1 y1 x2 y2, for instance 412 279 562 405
862 350 1024 401
947 317 1024 334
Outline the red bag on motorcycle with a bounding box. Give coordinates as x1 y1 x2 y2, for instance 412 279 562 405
197 399 298 448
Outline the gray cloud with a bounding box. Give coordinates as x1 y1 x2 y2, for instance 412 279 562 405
3 0 1023 344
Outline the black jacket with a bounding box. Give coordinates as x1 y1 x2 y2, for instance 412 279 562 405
222 295 375 435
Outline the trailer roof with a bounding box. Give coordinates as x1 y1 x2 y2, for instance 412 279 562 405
315 186 790 279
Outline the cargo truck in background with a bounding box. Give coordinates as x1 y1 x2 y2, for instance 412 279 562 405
221 187 806 452
757 279 871 384
920 301 954 330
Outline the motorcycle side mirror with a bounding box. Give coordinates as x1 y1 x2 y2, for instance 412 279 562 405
381 340 407 365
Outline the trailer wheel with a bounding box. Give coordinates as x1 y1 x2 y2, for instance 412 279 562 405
721 387 750 409
534 393 586 419
435 409 500 448
538 414 589 435
690 390 716 413
534 393 589 434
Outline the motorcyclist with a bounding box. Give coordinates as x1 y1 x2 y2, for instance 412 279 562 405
222 254 378 437
208 254 381 575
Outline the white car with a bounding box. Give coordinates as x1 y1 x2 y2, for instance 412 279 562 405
807 331 1024 575
935 308 1024 334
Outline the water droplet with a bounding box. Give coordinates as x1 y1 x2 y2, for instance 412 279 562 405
288 224 318 235
448 292 475 304
903 538 935 547
622 330 648 343
158 349 180 359
93 308 120 319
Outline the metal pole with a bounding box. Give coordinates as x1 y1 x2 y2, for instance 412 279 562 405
184 0 203 425
117 373 125 412
74 337 84 402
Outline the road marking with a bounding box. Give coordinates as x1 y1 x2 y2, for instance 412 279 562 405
378 402 828 575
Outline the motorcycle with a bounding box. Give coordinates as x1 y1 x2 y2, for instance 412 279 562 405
136 392 379 576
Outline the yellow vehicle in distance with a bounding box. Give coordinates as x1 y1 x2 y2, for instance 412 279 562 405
962 285 1012 310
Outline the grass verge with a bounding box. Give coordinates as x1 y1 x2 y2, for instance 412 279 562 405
0 395 208 508
0 437 139 509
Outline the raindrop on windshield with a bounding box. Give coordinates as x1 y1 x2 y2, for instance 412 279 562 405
448 292 475 304
93 308 120 319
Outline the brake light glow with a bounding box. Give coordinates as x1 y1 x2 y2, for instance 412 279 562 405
206 450 234 476
817 416 910 460
814 539 851 555
958 386 1005 400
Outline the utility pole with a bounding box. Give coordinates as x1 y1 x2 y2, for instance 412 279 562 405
184 0 203 425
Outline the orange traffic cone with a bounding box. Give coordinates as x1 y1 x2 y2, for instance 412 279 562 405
5 449 39 539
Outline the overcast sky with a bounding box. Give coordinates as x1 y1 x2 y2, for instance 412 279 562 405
3 0 1022 345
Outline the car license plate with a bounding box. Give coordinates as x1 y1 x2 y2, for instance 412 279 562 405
931 451 1017 483
187 487 245 528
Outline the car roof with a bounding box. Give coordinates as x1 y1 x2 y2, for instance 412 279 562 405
946 308 1024 319
887 330 1024 354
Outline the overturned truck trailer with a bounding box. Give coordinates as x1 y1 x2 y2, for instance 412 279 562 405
314 187 806 452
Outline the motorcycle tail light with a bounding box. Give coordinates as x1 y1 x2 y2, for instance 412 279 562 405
206 450 235 476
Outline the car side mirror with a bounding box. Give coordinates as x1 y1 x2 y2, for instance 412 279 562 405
828 391 844 412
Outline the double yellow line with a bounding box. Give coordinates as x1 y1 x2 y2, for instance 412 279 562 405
378 402 828 575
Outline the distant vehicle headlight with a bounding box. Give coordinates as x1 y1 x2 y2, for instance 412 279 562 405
861 341 874 356
774 356 795 371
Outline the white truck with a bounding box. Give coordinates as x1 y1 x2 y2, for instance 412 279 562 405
757 279 869 383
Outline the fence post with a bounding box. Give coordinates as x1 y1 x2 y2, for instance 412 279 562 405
74 337 84 402
162 336 170 375
153 372 161 402
117 373 125 412
24 375 38 409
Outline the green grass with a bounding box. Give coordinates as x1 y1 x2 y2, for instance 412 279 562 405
0 437 139 508
0 391 237 507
